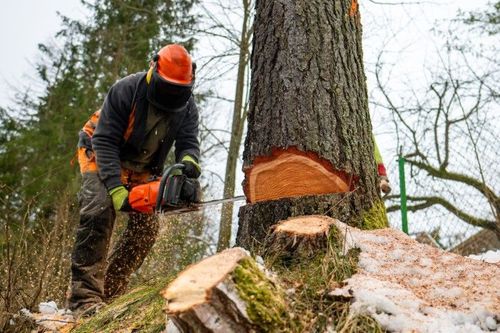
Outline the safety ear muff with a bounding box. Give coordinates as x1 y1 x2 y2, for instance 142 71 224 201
146 67 154 84
147 54 159 84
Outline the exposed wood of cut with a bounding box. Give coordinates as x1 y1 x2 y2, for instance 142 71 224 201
162 247 286 333
244 148 351 203
163 247 248 314
264 215 338 260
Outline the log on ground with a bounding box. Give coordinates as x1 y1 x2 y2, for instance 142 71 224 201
162 247 287 333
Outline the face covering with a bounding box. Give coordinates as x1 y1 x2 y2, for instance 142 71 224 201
147 69 193 112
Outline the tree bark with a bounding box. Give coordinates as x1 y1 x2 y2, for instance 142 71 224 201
237 0 386 251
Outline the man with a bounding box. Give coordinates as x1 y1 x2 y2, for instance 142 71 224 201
69 44 201 316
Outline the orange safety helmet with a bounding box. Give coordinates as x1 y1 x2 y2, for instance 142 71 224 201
146 44 195 111
150 44 194 86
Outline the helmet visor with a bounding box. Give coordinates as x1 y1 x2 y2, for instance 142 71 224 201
147 69 193 112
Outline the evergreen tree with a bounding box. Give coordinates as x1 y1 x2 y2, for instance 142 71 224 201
0 1 198 327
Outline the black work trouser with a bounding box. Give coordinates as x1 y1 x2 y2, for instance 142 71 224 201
68 172 159 310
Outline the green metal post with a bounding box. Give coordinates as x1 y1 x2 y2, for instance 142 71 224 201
398 156 409 234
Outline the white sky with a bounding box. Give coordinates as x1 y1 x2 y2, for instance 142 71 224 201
0 0 86 106
0 0 489 108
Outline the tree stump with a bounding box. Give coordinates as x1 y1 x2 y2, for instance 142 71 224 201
264 215 338 261
162 247 287 333
237 193 362 252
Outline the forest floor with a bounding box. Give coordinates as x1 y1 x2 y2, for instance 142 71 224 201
20 221 500 333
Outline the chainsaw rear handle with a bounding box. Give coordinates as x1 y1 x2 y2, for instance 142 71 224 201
155 163 185 212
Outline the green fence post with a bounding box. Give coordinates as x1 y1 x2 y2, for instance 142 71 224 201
398 156 409 234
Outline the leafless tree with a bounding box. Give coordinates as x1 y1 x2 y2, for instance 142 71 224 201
375 14 499 246
192 0 254 251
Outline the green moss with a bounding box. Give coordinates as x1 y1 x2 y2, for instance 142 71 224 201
232 258 290 332
72 278 169 333
361 200 389 230
268 227 384 332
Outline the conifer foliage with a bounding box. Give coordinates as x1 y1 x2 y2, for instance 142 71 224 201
0 1 198 330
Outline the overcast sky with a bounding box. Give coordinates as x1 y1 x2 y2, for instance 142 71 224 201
0 0 489 108
0 0 85 107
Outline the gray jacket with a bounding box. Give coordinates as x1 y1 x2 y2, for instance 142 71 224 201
78 72 200 190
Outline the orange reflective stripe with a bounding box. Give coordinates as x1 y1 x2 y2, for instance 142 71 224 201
77 147 98 174
82 104 135 142
82 110 101 137
78 103 135 175
124 103 136 141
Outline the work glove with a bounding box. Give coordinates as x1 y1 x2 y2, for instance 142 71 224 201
181 178 202 203
181 155 201 179
379 176 392 195
109 185 131 212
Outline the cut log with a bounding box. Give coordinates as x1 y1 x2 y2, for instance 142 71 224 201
329 220 500 331
162 247 287 333
244 147 351 203
264 215 338 260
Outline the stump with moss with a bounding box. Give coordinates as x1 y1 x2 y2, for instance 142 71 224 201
162 247 288 333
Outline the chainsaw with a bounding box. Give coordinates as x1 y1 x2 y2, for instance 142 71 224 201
128 163 245 215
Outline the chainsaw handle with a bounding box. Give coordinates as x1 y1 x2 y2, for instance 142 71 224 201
155 163 185 212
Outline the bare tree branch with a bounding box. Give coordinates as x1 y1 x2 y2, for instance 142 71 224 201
386 195 497 232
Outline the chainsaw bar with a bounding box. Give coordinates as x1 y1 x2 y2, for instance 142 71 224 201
158 195 246 216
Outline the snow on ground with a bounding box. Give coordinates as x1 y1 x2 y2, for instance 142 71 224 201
469 250 500 264
330 221 500 333
20 301 75 332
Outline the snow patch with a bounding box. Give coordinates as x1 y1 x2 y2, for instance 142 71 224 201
430 286 464 299
330 220 500 332
39 301 59 315
418 257 433 266
469 250 500 264
21 301 74 332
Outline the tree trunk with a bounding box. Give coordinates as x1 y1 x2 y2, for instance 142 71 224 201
217 0 252 252
237 0 387 251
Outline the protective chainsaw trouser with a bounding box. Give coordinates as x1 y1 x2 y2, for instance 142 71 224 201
68 172 159 310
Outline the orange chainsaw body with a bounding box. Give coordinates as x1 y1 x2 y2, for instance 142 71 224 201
128 180 160 214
